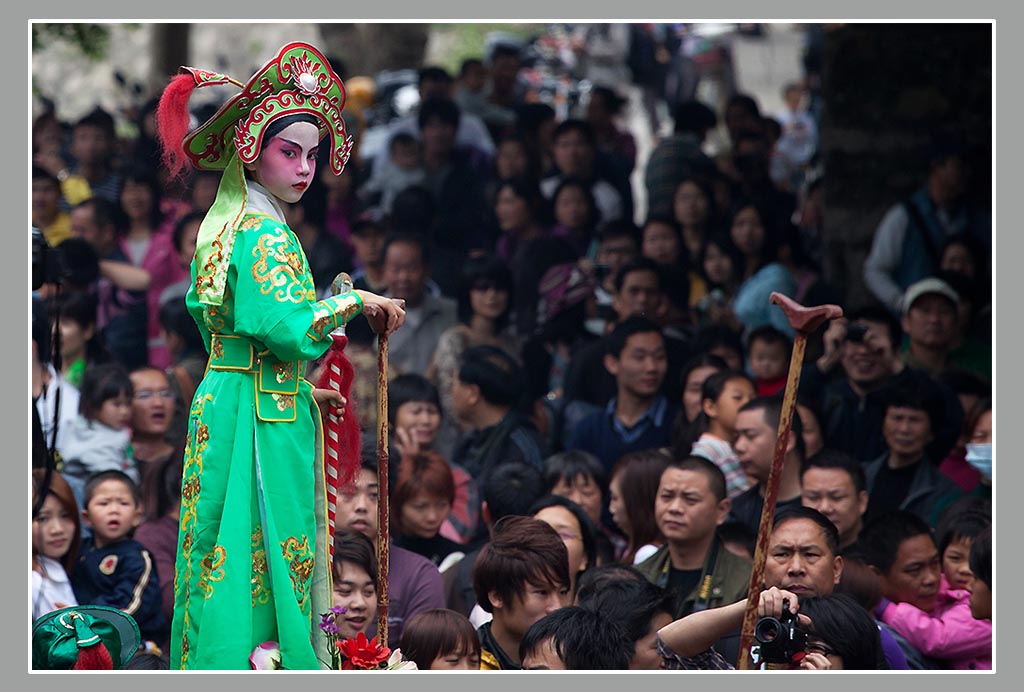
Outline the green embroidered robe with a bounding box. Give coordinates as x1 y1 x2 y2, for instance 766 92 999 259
170 207 362 670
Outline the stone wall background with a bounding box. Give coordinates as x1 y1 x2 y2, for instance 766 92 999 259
819 23 992 310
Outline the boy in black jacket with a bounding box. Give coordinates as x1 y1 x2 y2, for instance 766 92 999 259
71 470 167 649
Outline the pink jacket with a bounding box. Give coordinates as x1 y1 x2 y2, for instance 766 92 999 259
880 575 991 670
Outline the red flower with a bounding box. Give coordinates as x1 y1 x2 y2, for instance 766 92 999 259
337 632 391 670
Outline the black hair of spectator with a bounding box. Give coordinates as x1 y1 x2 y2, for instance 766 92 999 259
725 93 762 121
968 525 991 590
54 237 101 290
495 175 551 226
380 231 431 271
612 255 663 295
589 86 628 115
846 305 903 349
118 164 165 229
516 102 556 135
473 515 571 614
387 373 442 426
665 455 728 503
489 42 522 63
74 106 116 138
456 253 515 330
659 264 692 314
75 196 129 240
83 469 140 508
746 324 791 351
543 450 608 502
551 118 597 148
573 563 647 604
678 351 729 392
32 295 53 365
797 594 889 669
172 210 205 254
597 217 642 246
158 297 206 356
140 446 184 522
577 577 677 657
388 186 437 238
878 379 944 440
333 528 379 586
388 130 419 152
773 505 840 557
528 494 599 581
717 520 757 559
418 65 453 87
672 100 717 135
738 395 806 462
800 448 867 495
858 510 933 575
417 96 460 132
481 461 546 524
457 344 525 408
691 324 745 368
934 496 991 558
520 606 631 669
605 315 664 359
32 164 61 187
459 57 484 76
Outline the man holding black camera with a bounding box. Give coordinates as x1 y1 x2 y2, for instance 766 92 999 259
798 306 962 463
656 506 909 669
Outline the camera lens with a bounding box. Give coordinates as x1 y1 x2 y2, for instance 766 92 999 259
754 617 782 644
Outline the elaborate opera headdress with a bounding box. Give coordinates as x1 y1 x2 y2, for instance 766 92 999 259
157 42 353 306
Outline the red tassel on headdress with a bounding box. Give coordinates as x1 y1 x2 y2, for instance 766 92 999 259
316 334 361 560
156 73 199 182
72 641 114 670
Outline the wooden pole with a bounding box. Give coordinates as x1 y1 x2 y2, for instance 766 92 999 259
375 333 390 646
736 293 842 669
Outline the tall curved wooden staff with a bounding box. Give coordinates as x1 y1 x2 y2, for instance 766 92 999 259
375 330 390 646
736 293 842 670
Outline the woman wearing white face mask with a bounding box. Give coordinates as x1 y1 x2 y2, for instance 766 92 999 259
939 395 992 496
962 398 992 499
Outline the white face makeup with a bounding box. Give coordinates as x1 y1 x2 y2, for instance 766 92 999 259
248 121 320 204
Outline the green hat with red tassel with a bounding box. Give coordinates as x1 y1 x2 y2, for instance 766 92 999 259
155 41 353 309
32 606 141 670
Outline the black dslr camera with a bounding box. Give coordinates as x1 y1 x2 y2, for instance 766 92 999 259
32 226 67 290
753 599 808 665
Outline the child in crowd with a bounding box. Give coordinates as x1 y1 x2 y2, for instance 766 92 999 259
967 526 992 621
70 470 166 647
872 508 992 670
746 325 791 396
32 469 81 621
361 132 426 214
399 608 482 670
58 363 139 510
686 369 756 498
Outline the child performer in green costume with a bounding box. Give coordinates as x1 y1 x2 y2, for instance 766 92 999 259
156 42 406 670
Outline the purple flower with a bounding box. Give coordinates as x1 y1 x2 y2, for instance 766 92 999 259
319 612 340 635
330 606 347 615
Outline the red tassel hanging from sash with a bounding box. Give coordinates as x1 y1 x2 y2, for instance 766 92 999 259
316 334 361 560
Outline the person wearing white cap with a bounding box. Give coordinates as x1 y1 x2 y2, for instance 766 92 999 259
900 276 960 378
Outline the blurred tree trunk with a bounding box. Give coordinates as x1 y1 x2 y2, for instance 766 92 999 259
319 23 429 76
150 24 191 92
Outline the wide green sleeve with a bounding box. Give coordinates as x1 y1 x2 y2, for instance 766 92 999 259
231 215 362 361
